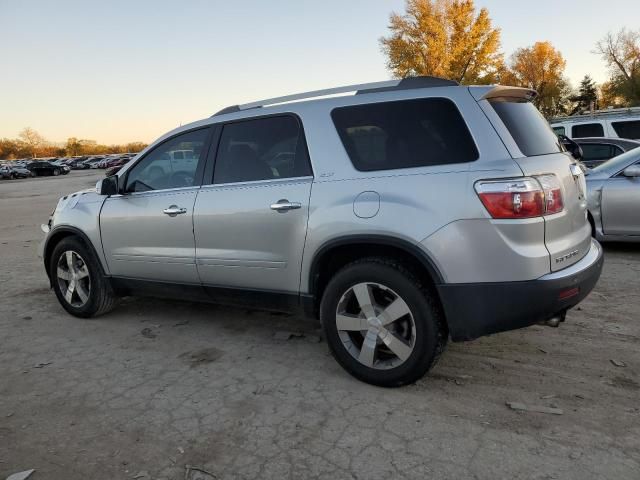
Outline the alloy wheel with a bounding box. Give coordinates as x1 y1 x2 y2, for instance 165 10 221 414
56 250 91 307
335 282 416 370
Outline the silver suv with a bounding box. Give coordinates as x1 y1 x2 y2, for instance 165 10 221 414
40 77 603 386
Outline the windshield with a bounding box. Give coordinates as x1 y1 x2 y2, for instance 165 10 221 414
591 146 640 174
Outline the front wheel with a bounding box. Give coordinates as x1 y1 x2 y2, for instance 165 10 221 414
53 169 60 176
50 237 117 317
320 257 447 387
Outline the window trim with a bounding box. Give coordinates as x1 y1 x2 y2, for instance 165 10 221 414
330 96 480 172
121 125 215 194
205 112 313 186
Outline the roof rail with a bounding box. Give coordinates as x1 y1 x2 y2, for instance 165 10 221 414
550 106 640 124
212 76 459 117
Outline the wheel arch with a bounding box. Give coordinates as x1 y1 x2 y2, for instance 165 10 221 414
306 235 445 316
43 226 107 283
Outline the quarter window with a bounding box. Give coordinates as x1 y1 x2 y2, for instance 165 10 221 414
612 120 640 139
572 123 604 138
125 128 209 193
552 126 565 136
213 116 311 184
331 98 478 171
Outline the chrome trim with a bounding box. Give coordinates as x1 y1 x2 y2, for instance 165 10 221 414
541 239 602 281
201 176 313 189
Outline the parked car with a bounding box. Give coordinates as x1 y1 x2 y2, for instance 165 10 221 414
1 165 34 179
104 157 132 176
40 77 603 386
27 161 68 176
586 147 640 242
569 137 640 168
82 158 104 169
68 157 89 169
550 107 640 140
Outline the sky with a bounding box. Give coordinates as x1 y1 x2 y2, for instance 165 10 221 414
0 0 636 145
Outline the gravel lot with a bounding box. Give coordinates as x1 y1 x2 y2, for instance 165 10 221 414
1 171 639 480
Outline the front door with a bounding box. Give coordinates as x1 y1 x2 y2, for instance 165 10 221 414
100 127 212 283
602 164 640 236
193 115 313 293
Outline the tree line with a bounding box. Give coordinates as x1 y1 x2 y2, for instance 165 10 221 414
0 127 147 160
381 0 640 117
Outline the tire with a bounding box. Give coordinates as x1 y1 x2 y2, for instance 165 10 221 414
53 169 60 176
49 236 118 318
320 257 446 387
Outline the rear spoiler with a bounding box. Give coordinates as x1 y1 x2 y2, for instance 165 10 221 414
469 86 537 102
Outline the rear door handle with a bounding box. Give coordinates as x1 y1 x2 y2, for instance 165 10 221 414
270 200 302 212
163 205 187 216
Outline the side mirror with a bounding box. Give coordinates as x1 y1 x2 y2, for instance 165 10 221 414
623 165 640 178
96 175 119 196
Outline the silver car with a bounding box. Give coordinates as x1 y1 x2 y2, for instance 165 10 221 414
40 77 603 386
587 148 640 242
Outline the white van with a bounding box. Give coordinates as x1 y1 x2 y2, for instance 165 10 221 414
550 107 640 140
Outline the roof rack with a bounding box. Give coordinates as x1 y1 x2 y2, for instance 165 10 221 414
212 76 459 117
550 106 640 124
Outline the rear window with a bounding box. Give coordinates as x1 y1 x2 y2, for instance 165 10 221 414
572 123 604 138
489 99 563 156
331 98 478 171
612 120 640 139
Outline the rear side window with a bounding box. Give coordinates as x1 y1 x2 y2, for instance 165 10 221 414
580 143 620 162
489 99 562 156
572 123 604 138
612 120 640 139
552 126 565 136
331 98 478 171
214 115 311 184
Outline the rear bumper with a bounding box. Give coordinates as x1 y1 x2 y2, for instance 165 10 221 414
437 239 604 342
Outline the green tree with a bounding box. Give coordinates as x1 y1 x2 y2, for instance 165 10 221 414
595 29 640 106
380 0 503 84
569 75 599 114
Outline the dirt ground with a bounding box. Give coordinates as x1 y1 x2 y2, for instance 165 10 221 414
0 170 638 480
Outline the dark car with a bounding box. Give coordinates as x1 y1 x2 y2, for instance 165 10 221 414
573 137 640 168
26 161 68 177
104 157 132 176
1 165 34 179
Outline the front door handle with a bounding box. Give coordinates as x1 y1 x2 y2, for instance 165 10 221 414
270 199 302 212
163 205 187 217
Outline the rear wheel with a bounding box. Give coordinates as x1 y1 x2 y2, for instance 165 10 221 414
50 237 117 317
320 257 446 387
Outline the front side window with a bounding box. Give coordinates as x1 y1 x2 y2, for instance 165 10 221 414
125 128 209 193
332 98 478 171
572 123 604 138
612 120 640 139
213 116 311 184
580 143 616 162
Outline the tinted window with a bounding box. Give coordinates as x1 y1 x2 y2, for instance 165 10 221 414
552 126 565 136
331 98 478 171
214 116 311 184
125 128 209 192
572 123 604 138
580 144 616 162
612 120 640 139
489 99 563 156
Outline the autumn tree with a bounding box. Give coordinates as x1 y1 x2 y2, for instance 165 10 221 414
504 41 569 117
18 127 47 157
380 0 503 84
595 29 640 106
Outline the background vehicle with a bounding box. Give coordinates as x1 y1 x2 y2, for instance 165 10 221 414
27 161 68 176
571 137 640 168
586 148 640 242
1 165 34 179
550 107 640 140
41 77 603 386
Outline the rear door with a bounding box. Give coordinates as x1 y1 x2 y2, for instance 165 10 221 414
481 93 591 271
193 115 313 294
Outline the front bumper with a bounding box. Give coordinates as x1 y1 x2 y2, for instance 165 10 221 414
437 239 604 342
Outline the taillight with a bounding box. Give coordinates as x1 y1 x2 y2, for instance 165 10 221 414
536 174 564 215
475 175 564 219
